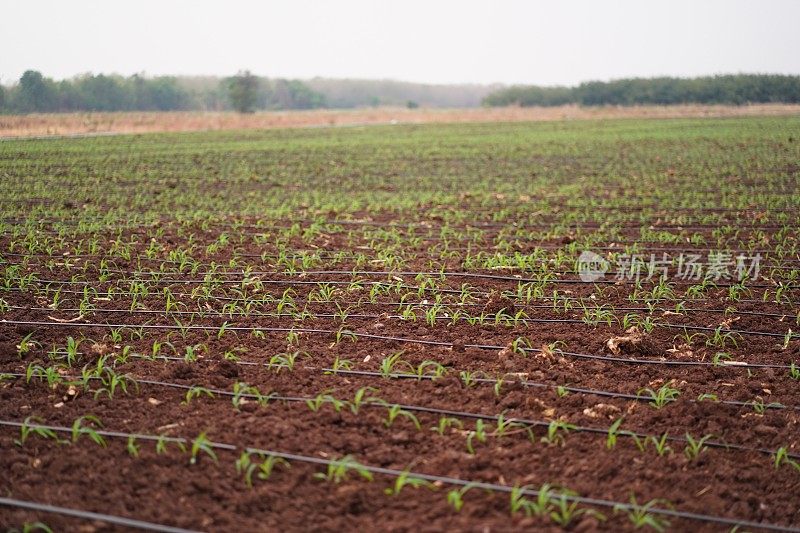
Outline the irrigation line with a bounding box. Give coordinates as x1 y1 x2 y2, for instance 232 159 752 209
15 275 790 290
2 319 795 369
23 267 800 286
4 305 798 341
4 223 799 257
3 214 795 231
6 348 797 413
6 273 796 292
2 222 797 256
4 250 800 268
5 303 799 322
0 423 798 532
5 371 798 461
120 354 800 410
0 497 200 533
2 283 792 310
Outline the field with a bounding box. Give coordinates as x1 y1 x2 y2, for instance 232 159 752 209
1 116 799 531
3 103 800 138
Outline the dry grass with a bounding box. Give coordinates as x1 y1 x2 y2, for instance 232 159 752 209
2 104 799 138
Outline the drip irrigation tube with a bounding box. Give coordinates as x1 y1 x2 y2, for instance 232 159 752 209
1 319 795 369
4 372 797 460
0 420 796 532
0 497 200 533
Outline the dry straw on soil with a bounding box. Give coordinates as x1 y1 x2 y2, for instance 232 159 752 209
2 103 800 138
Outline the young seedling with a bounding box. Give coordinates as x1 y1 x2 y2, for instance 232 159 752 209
350 386 380 414
447 483 478 512
541 420 576 447
606 417 624 450
70 415 106 448
327 356 354 375
510 336 532 356
749 397 784 414
15 416 62 447
772 447 800 471
156 434 187 455
127 435 140 457
231 382 273 410
466 419 489 454
415 360 447 380
510 483 554 517
384 404 421 430
613 494 672 532
697 392 719 402
94 368 137 400
431 416 463 436
378 351 414 378
683 432 713 461
184 386 216 405
459 370 482 388
333 328 358 346
649 433 673 457
637 384 680 409
384 469 436 496
493 412 530 440
16 332 41 358
189 432 218 465
306 391 346 413
549 490 605 527
314 455 373 483
237 451 291 487
269 351 306 373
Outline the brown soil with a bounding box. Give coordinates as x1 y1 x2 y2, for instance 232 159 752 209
1 224 799 531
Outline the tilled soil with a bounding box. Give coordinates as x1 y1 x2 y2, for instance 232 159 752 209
1 119 799 532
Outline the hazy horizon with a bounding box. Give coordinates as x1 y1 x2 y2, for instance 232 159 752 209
2 0 799 86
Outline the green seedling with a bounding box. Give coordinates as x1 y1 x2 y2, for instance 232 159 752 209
314 455 373 483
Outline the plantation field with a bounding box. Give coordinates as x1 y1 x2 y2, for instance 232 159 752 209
1 116 799 531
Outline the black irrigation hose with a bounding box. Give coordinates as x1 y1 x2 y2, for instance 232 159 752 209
0 497 200 533
1 283 792 309
0 422 797 532
5 370 799 461
3 214 796 231
3 213 795 234
25 267 800 286
6 273 795 291
4 304 797 341
119 353 800 411
4 235 798 260
7 304 797 338
4 250 800 269
10 301 796 321
2 319 795 369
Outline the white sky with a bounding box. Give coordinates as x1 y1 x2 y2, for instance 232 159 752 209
1 0 799 86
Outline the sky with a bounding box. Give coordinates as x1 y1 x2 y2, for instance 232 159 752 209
2 0 799 86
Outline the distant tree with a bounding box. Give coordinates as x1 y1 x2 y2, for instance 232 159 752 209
0 84 6 112
74 74 129 111
483 75 800 108
15 70 57 113
227 71 259 113
406 100 419 109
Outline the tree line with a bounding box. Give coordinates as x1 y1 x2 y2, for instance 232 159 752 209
0 70 327 114
481 75 800 107
2 71 798 113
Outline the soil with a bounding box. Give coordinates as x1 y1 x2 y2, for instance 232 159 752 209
1 222 799 532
